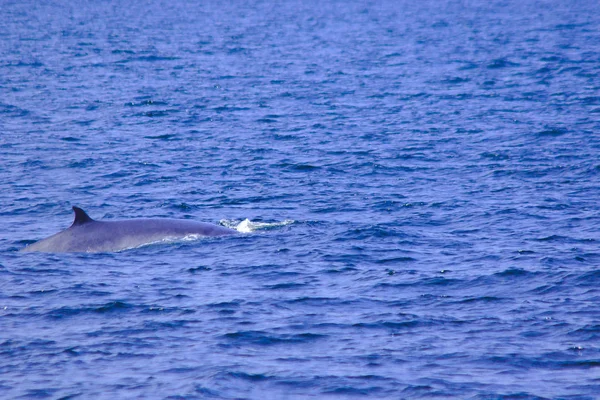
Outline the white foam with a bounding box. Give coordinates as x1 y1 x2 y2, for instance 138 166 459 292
220 219 295 233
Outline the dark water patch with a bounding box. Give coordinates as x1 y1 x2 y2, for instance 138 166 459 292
0 103 31 118
275 357 310 363
7 60 44 68
271 133 298 141
9 265 70 275
206 301 242 309
227 371 270 382
117 55 180 63
73 119 95 126
283 297 340 305
534 235 569 242
167 202 193 211
494 268 534 278
112 49 135 55
20 388 61 398
227 47 247 54
189 386 222 398
573 270 600 286
321 386 383 396
144 134 178 140
47 306 85 319
401 384 436 397
474 393 550 400
353 320 421 331
187 266 212 273
555 23 591 30
569 324 600 340
455 296 506 304
222 331 327 346
373 200 412 212
578 96 600 105
60 136 81 142
529 284 565 295
94 301 133 313
46 301 134 319
68 158 95 168
440 76 470 84
256 117 277 123
213 105 250 113
557 360 600 369
537 127 567 136
101 170 132 179
276 162 321 172
487 58 520 69
535 202 570 211
263 282 308 290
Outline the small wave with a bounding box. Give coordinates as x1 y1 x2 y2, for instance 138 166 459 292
222 330 326 346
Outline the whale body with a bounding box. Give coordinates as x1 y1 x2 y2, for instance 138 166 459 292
21 206 237 253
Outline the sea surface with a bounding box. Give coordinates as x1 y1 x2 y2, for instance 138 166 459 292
1 0 600 398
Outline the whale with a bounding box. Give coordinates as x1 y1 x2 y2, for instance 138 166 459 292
21 206 238 253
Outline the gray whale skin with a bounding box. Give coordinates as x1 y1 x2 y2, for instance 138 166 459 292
21 206 237 253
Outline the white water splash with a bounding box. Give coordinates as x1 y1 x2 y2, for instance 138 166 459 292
221 219 295 233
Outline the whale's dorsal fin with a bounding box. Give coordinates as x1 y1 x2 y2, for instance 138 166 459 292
72 206 94 226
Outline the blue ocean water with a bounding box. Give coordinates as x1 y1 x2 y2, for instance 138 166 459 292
1 0 600 398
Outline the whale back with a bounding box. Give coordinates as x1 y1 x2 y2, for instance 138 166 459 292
21 206 237 253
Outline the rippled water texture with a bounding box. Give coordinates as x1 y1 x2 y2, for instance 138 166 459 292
1 0 600 398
